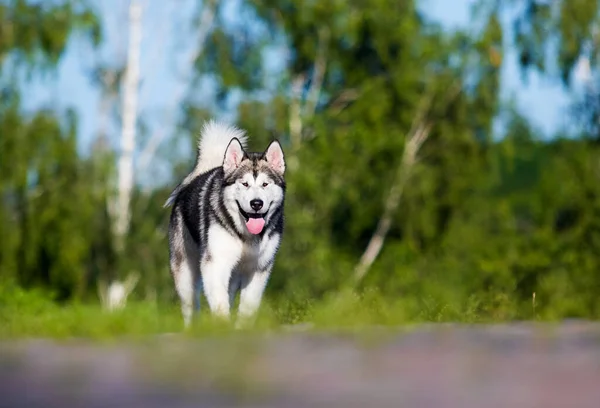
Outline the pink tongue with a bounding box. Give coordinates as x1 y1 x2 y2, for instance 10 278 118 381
246 217 265 234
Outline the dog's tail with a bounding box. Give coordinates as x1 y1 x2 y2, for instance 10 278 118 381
163 120 248 208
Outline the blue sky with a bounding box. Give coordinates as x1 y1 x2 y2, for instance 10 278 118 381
424 0 573 136
22 0 573 179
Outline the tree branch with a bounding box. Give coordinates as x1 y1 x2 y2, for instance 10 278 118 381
304 27 330 119
289 73 305 150
289 28 329 149
352 122 432 284
327 88 360 115
194 0 218 62
137 127 166 175
352 79 463 284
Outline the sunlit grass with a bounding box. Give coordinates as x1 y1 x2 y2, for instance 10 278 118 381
0 281 580 340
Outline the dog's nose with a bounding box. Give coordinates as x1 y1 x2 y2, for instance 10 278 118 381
250 199 263 211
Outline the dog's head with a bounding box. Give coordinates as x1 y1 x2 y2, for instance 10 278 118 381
222 138 285 236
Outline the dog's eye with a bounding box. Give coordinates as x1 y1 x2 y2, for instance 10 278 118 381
262 182 269 188
242 182 249 188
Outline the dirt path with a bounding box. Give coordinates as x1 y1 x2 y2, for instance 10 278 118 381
2 321 600 408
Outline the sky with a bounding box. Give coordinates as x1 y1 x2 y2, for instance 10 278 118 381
424 0 573 137
21 0 575 184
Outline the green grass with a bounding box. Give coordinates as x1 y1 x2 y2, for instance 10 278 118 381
0 280 557 340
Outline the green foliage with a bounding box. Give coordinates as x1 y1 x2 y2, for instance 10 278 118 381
2 0 600 339
496 0 600 137
501 0 597 84
0 0 101 70
0 0 105 300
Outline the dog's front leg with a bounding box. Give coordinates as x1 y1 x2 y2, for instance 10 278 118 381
201 259 235 319
236 233 281 327
202 225 242 319
237 268 272 327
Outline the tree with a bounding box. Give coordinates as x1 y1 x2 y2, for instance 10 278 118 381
494 0 600 137
0 0 101 300
179 0 503 314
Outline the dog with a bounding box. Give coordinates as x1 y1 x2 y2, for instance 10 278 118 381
164 121 285 327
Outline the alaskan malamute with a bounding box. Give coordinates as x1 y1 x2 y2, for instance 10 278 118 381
164 121 285 327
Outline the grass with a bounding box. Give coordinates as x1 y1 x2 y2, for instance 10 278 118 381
0 279 561 340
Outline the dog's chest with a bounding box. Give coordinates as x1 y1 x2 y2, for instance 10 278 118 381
237 234 280 273
237 242 259 273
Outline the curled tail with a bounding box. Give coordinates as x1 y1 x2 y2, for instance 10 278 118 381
164 120 248 208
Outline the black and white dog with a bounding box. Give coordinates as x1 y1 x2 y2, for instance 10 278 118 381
164 121 285 327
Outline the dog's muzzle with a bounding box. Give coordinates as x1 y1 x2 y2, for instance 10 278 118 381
236 201 266 235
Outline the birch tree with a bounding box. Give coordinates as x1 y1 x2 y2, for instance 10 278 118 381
113 0 143 251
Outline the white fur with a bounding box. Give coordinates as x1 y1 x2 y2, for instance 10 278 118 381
175 259 195 326
196 121 248 175
200 224 281 323
223 171 285 221
164 121 248 207
265 141 285 175
258 232 282 270
235 233 280 328
170 212 199 327
223 138 245 174
201 224 244 318
237 271 271 327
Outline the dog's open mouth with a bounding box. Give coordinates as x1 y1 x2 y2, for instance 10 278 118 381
237 202 266 235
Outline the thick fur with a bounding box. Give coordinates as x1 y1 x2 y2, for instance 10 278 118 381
166 121 285 327
164 120 248 208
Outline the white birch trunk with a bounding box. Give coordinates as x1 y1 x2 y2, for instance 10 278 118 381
352 82 462 283
114 0 143 248
289 28 329 150
289 74 305 149
352 123 431 283
305 28 329 119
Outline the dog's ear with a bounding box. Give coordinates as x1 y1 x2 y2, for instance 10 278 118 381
223 138 245 173
264 140 285 175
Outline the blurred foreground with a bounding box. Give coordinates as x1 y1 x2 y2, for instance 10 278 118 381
2 321 600 408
